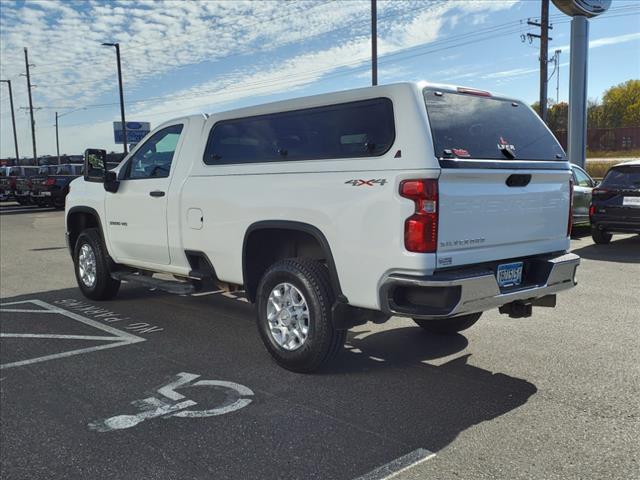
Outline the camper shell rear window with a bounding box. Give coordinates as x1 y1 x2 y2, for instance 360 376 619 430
423 87 566 162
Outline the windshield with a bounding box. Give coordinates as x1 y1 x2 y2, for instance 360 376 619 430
423 88 566 161
600 166 640 190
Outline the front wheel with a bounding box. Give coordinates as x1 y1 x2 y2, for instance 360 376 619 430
591 226 612 245
256 258 346 373
413 312 482 335
73 229 120 300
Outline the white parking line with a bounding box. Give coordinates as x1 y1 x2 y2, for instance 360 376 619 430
0 308 59 314
1 334 125 341
0 299 145 370
353 448 436 480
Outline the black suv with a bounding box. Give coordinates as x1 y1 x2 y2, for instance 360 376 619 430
590 161 640 244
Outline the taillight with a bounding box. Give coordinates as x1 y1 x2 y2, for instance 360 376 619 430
589 204 596 217
568 178 574 237
400 179 438 253
44 177 55 186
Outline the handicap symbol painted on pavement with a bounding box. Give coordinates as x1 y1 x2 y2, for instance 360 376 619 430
89 372 254 432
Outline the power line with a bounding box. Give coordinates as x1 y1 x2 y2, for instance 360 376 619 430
25 5 638 118
37 21 530 112
49 24 533 122
31 1 431 89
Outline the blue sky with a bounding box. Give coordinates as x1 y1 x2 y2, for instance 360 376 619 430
1 0 639 158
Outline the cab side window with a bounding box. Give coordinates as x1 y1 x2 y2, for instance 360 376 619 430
126 124 183 179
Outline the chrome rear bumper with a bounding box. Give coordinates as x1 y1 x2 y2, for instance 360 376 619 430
380 252 580 320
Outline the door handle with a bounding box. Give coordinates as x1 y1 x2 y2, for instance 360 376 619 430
505 174 531 187
149 191 165 197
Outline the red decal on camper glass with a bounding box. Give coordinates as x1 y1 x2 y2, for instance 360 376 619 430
452 148 470 158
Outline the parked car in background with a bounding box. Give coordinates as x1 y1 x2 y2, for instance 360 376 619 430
28 166 58 206
0 166 7 194
14 166 41 205
571 164 597 227
32 164 83 209
0 166 37 202
590 160 640 244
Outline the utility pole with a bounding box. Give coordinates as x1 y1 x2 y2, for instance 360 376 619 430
23 47 38 165
55 111 60 164
0 79 20 165
371 0 377 86
526 0 552 122
554 49 561 104
102 42 128 154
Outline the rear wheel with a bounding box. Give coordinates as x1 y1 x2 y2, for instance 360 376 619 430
591 226 612 245
73 229 120 300
413 312 482 335
256 258 345 373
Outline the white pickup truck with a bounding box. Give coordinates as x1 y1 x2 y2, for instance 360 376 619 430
66 81 580 372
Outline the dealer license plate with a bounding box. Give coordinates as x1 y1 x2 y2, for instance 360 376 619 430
497 262 523 288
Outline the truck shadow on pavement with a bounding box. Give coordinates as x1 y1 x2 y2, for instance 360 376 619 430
1 286 538 478
572 234 640 263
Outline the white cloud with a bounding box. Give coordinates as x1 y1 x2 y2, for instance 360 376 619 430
0 0 519 157
555 32 640 54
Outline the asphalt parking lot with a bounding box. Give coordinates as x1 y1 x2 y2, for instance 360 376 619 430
1 202 639 480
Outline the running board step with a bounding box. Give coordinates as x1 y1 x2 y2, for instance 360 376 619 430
111 272 195 295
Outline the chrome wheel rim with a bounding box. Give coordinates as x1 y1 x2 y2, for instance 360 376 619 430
266 282 310 351
78 243 97 288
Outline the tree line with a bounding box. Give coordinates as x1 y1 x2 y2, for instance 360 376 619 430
532 79 639 131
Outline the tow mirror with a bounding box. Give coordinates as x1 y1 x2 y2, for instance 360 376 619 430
84 149 107 182
84 148 119 193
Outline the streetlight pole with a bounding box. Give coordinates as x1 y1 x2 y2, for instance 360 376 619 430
0 79 20 165
55 111 60 164
371 0 377 86
555 49 561 105
102 42 128 154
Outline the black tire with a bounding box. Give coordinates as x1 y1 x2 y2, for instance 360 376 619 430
53 196 65 210
413 312 482 335
591 226 612 245
256 258 346 373
73 228 120 300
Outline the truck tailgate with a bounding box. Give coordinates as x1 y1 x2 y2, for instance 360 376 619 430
436 168 571 268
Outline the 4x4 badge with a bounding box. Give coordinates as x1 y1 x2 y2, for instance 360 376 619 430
345 179 387 186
